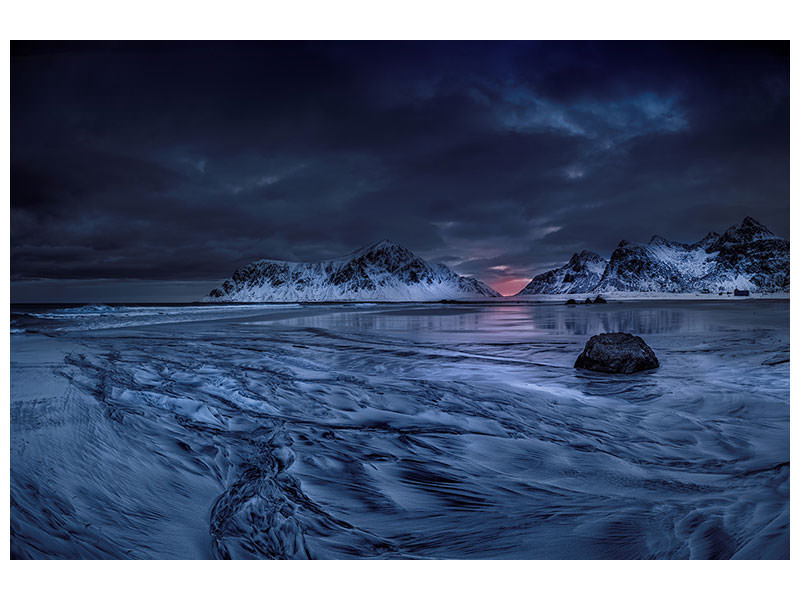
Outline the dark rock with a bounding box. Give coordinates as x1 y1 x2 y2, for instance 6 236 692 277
592 295 607 304
733 288 750 297
584 298 593 304
574 332 659 374
565 298 577 305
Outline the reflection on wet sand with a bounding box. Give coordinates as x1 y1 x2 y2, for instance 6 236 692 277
10 300 789 558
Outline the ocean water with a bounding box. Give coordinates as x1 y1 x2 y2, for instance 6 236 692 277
10 300 789 559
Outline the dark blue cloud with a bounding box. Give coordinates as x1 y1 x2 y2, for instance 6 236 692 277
11 41 789 299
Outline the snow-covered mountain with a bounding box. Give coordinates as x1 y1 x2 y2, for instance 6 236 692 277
518 217 789 295
517 250 607 295
206 241 500 302
596 235 719 293
700 217 790 292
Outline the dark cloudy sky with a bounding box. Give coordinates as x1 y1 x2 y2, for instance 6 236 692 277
11 41 789 300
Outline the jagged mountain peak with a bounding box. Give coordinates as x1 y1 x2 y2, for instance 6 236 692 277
742 215 766 229
518 217 788 295
206 242 499 302
344 240 417 267
708 216 777 253
355 239 407 255
648 234 682 246
733 215 775 238
517 249 608 295
570 249 602 261
250 240 415 271
692 231 721 250
565 250 606 271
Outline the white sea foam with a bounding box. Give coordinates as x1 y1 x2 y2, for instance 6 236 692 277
20 303 305 331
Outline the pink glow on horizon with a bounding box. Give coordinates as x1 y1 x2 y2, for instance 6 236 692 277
491 277 532 297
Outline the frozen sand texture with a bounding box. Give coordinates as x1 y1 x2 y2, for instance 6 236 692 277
10 300 789 558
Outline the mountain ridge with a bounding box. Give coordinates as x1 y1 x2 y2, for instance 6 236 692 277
518 250 608 295
517 217 788 295
206 241 500 302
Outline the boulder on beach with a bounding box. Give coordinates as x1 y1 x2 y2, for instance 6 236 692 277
583 298 593 304
593 295 607 304
574 332 659 374
565 299 577 305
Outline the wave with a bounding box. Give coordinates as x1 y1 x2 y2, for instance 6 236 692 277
15 303 305 332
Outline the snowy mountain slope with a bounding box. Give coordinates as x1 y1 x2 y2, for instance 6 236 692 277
700 217 789 292
517 250 607 295
595 236 719 293
206 241 500 301
517 217 788 295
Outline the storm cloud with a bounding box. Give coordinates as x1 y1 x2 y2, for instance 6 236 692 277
11 41 789 299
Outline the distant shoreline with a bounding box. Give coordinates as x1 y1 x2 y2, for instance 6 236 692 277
11 294 789 308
